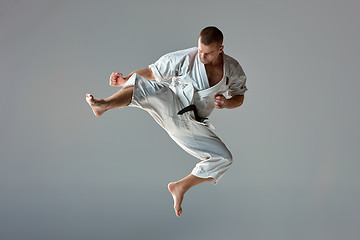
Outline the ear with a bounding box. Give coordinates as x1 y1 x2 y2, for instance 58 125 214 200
219 45 224 53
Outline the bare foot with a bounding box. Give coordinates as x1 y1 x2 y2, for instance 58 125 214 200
85 94 108 116
168 182 185 217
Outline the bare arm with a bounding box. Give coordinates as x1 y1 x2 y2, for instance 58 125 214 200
110 67 155 87
123 67 155 81
215 94 244 109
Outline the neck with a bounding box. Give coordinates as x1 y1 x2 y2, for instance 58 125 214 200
206 52 223 67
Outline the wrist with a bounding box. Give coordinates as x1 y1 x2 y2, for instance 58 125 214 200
223 99 229 109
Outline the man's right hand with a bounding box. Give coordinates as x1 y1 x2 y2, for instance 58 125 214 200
109 72 126 87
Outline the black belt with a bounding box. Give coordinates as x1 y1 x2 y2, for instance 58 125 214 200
177 104 208 122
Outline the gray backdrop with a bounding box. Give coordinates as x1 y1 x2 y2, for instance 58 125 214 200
1 0 359 239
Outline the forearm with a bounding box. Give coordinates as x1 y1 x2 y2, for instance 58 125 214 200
224 95 244 109
124 67 155 81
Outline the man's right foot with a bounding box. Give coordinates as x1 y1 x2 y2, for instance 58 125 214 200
86 94 107 116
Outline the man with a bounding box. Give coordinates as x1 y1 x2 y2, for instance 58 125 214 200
86 26 247 217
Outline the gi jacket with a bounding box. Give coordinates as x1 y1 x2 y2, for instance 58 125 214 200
149 47 247 119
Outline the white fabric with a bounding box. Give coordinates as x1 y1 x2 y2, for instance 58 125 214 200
149 47 247 119
122 47 247 184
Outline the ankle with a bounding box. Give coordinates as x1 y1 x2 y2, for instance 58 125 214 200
175 181 190 193
101 98 112 110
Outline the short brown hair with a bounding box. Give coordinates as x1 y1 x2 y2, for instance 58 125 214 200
199 26 223 47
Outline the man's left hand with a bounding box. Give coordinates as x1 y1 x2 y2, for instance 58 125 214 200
214 94 227 109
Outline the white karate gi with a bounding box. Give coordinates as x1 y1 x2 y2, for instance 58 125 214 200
122 47 247 184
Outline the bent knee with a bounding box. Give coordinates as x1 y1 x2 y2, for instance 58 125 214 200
223 150 233 166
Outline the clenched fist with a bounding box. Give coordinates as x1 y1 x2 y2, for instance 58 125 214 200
214 94 227 109
109 72 126 87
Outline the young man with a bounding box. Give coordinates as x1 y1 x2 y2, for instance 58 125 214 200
86 26 247 217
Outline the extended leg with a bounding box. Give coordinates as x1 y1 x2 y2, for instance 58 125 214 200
86 86 134 116
168 174 213 217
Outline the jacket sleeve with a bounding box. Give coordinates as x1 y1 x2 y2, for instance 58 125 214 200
149 48 194 83
228 63 248 96
149 51 188 83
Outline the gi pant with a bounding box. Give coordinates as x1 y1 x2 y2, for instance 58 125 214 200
122 74 232 184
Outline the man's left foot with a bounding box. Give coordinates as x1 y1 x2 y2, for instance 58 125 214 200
168 182 185 217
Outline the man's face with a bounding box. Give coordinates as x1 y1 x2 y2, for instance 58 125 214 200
198 37 224 65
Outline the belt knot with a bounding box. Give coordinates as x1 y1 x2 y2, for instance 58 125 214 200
177 104 208 122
